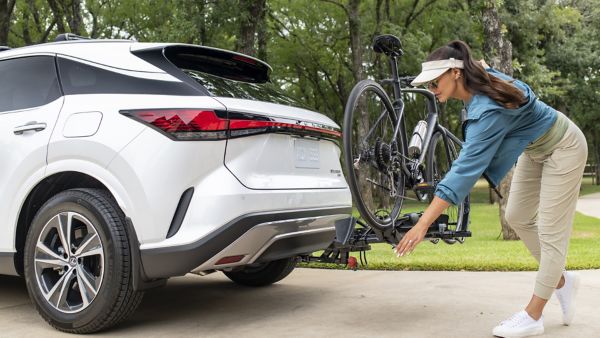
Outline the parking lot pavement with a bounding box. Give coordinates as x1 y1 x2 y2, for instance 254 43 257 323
1 268 599 337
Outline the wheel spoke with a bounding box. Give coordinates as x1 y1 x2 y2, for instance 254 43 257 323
44 268 75 309
363 110 388 141
36 242 66 262
75 233 101 257
76 267 98 306
35 257 65 269
366 177 391 191
44 273 66 301
56 213 72 254
56 269 76 310
78 246 103 258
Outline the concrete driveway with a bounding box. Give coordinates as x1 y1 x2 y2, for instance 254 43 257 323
2 193 598 337
576 192 600 219
1 268 599 337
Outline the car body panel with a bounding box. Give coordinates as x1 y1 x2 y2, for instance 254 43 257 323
0 98 64 253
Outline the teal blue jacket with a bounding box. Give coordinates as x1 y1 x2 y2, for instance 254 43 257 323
434 68 558 205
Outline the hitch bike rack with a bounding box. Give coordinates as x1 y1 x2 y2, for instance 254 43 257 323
300 212 471 269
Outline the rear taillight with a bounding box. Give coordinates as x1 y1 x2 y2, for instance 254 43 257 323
121 109 229 141
121 109 341 141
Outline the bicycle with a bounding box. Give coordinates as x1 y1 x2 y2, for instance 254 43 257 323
341 34 474 247
301 35 500 268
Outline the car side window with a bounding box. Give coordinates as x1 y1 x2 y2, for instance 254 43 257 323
57 57 199 96
0 56 62 113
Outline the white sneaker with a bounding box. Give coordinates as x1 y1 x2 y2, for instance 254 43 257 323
492 310 544 337
555 271 581 325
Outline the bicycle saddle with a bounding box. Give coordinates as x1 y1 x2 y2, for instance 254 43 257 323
373 35 404 57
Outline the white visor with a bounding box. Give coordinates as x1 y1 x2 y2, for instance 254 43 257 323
410 58 464 87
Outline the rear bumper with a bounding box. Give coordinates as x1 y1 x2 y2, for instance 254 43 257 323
139 206 351 279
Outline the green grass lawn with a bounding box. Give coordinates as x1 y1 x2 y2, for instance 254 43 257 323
302 177 600 271
580 176 600 196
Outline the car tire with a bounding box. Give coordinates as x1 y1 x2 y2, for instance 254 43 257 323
223 257 297 287
23 188 144 333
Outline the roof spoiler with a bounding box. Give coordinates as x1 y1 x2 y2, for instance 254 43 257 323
132 44 272 83
165 45 271 83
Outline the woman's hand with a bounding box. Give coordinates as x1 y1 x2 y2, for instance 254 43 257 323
393 196 451 257
394 222 428 257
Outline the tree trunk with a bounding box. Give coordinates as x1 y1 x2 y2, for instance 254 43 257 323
22 5 32 45
47 0 66 33
256 1 268 62
373 0 386 84
482 0 519 240
195 0 208 45
482 4 512 76
236 0 266 57
347 0 375 209
0 0 16 45
66 0 84 36
348 0 362 82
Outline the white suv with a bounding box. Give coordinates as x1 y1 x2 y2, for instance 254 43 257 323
0 36 351 333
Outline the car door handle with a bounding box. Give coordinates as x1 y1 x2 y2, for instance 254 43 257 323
13 122 47 135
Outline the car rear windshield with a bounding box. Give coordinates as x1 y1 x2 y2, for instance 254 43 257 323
183 69 303 107
164 46 305 108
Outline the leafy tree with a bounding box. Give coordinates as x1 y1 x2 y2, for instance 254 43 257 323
0 0 16 45
2 1 598 238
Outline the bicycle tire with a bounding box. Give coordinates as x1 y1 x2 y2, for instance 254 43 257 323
343 79 407 230
425 131 470 243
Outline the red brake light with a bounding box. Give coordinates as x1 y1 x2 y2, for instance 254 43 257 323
123 109 229 140
121 109 341 141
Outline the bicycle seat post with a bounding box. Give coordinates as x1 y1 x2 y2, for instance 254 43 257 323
388 56 402 104
390 55 403 109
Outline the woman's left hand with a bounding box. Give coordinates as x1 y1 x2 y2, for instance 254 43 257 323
394 223 428 257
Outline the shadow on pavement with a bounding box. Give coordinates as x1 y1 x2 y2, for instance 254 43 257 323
110 274 322 334
0 275 28 299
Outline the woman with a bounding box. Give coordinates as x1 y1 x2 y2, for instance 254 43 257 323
394 40 587 337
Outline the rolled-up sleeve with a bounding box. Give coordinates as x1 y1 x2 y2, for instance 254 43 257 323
434 110 510 205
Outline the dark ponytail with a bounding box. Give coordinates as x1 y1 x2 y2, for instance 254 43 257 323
427 40 527 109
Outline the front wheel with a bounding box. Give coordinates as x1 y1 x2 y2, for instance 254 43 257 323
343 79 407 230
425 132 470 243
24 189 144 333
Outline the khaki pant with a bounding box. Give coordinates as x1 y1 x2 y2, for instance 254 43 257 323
505 119 588 300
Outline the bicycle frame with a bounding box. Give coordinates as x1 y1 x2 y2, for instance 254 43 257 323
385 56 458 185
385 55 502 198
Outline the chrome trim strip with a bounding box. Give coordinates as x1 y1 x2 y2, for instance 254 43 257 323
246 226 335 263
192 214 346 272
